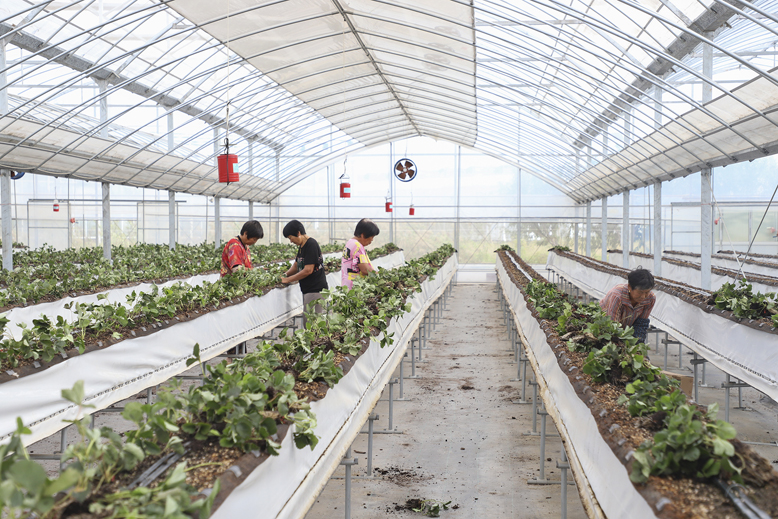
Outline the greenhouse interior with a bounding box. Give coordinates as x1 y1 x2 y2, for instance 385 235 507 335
2 0 778 518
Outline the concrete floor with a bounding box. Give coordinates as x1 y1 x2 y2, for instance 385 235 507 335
306 283 587 519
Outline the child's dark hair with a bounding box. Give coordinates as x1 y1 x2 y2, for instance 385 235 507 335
354 218 380 239
282 220 306 238
628 267 655 290
240 220 264 240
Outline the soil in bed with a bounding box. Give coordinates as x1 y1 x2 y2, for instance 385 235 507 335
499 251 778 519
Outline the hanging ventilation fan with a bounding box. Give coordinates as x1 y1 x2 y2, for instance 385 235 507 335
393 158 417 182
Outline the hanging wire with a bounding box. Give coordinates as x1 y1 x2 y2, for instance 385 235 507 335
741 181 778 273
224 1 232 154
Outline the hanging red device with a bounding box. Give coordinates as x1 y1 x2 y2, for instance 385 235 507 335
409 204 415 216
217 138 239 183
53 199 59 212
385 200 393 213
339 173 351 198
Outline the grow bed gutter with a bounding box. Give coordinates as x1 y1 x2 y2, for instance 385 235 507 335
495 255 656 519
547 251 778 403
0 252 343 339
210 254 459 519
605 250 778 294
0 251 405 447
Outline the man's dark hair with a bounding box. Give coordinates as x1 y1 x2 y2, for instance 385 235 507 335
240 220 264 240
354 218 380 239
628 267 655 290
283 220 306 238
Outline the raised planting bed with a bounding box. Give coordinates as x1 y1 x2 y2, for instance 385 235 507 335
0 242 303 311
606 249 778 294
547 249 778 403
0 245 457 519
0 247 404 447
497 251 778 519
0 249 345 340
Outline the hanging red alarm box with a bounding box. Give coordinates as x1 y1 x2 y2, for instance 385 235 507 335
385 201 393 213
217 154 239 183
53 200 60 212
339 174 351 198
409 205 415 216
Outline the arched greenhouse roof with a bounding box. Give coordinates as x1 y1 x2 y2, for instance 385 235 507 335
1 0 777 203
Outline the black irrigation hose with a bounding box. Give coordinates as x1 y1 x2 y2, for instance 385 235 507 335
715 478 772 519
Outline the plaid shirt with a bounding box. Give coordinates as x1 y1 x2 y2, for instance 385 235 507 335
599 283 655 327
220 237 252 277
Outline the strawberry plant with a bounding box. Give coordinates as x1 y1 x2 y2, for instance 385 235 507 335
710 279 778 326
630 403 742 484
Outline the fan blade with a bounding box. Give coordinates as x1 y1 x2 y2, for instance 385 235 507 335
404 161 413 169
399 172 407 179
407 170 415 178
395 163 404 171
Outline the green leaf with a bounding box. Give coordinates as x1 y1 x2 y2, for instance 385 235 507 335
8 460 47 494
61 380 85 406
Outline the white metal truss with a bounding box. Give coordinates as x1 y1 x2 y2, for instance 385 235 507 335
2 0 778 203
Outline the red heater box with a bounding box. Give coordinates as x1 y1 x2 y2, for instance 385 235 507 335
339 174 351 198
409 205 415 216
385 201 393 213
217 154 240 183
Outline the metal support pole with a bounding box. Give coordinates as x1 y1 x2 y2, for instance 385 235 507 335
409 339 419 377
559 444 569 519
623 191 629 268
398 355 405 399
601 197 608 261
102 182 111 261
376 379 402 434
585 202 592 257
248 200 254 221
214 197 221 249
725 373 731 422
168 191 176 250
340 448 358 519
1 170 11 271
523 380 539 435
366 413 378 476
654 182 662 276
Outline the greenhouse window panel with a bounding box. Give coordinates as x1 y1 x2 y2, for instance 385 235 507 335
578 68 778 202
168 0 477 147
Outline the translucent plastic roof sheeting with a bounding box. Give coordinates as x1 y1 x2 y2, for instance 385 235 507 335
3 0 778 202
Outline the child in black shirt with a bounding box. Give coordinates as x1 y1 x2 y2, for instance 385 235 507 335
281 220 328 327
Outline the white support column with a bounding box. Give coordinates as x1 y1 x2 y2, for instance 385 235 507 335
168 191 175 250
654 181 662 276
1 42 11 271
455 146 461 251
574 204 579 254
1 170 11 271
167 113 176 250
248 201 254 221
274 152 280 243
585 202 592 257
388 142 394 244
214 197 221 249
516 167 521 256
102 182 111 261
601 197 608 261
622 191 629 268
701 171 712 289
700 42 713 290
